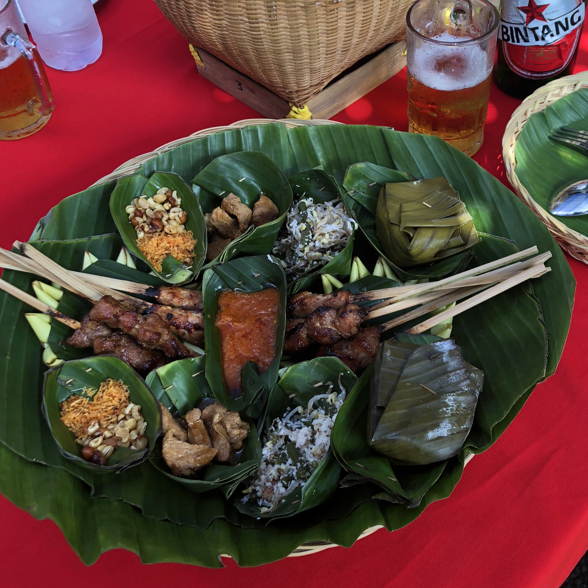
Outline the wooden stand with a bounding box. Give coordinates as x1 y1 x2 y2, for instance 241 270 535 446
193 42 407 120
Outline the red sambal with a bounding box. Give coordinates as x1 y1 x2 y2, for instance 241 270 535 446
215 288 280 395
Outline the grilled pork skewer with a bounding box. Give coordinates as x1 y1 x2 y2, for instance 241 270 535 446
0 278 168 373
4 245 205 346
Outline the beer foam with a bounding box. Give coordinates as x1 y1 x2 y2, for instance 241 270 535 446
410 32 490 91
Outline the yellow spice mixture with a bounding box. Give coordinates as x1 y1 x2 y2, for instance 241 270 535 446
137 231 196 273
60 378 130 439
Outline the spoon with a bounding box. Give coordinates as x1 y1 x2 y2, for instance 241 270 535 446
548 180 588 217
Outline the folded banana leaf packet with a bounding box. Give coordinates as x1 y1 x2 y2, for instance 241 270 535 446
376 177 480 268
369 338 483 465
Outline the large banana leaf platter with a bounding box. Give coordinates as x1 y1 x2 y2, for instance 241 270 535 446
0 122 574 568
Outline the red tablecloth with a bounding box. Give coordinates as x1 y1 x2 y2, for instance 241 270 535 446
2 0 588 586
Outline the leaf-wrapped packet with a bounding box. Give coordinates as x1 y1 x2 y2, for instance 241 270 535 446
110 172 207 284
43 355 162 473
146 357 261 497
375 177 480 268
369 336 483 465
191 151 292 264
236 357 357 519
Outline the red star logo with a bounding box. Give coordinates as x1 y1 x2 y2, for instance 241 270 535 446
518 0 550 25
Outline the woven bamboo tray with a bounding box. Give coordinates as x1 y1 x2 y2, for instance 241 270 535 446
91 118 480 557
503 72 588 264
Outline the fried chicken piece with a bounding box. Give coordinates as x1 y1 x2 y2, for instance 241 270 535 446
204 213 214 233
201 401 228 424
317 326 381 372
210 207 242 240
221 193 252 232
251 194 279 227
284 303 367 354
185 408 212 447
160 403 187 442
162 431 217 477
288 290 352 317
150 305 205 346
210 416 233 463
151 287 203 311
206 233 231 262
220 411 250 451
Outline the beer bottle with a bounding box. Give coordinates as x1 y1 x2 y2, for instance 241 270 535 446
494 0 586 98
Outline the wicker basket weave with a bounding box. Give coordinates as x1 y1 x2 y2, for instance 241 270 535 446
503 72 588 265
152 0 415 107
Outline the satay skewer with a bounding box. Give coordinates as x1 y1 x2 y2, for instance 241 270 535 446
0 278 80 330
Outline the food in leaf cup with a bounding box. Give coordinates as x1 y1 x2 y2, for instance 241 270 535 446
110 171 207 284
42 355 162 473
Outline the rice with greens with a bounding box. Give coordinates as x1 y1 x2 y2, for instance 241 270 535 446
272 197 356 276
241 380 346 513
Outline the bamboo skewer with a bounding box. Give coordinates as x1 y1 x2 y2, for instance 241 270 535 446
0 278 80 330
402 264 551 336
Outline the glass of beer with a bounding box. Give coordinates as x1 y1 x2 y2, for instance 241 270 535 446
0 0 54 140
406 0 500 157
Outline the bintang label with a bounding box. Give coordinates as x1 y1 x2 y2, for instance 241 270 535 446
499 0 585 77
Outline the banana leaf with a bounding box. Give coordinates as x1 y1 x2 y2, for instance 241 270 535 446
42 355 162 473
236 357 357 519
83 259 165 286
0 123 574 567
342 162 473 281
284 169 355 294
191 151 292 263
202 255 286 415
110 172 207 284
515 88 588 235
369 338 482 465
146 357 261 496
331 364 448 504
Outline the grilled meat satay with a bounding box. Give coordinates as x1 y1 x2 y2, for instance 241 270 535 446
67 316 167 373
287 290 352 318
316 326 381 373
284 303 367 355
149 305 205 346
148 287 203 311
88 296 196 360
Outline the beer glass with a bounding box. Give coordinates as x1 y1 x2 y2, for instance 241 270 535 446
406 0 500 157
0 0 54 140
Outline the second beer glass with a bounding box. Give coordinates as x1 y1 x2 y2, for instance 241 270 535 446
406 0 500 157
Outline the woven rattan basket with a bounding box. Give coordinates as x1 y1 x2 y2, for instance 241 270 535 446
152 0 415 107
503 72 588 264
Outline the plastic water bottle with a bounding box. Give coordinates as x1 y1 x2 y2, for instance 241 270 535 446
16 0 102 71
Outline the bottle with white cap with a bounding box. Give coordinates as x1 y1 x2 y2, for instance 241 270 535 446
17 0 102 71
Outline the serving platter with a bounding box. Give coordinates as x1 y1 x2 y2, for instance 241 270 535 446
0 119 575 567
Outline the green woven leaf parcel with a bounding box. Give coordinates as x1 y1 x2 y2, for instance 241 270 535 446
369 337 483 465
376 177 480 268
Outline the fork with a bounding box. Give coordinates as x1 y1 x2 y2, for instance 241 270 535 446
549 126 588 156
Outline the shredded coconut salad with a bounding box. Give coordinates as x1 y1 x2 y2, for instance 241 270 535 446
242 379 346 513
272 197 356 276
